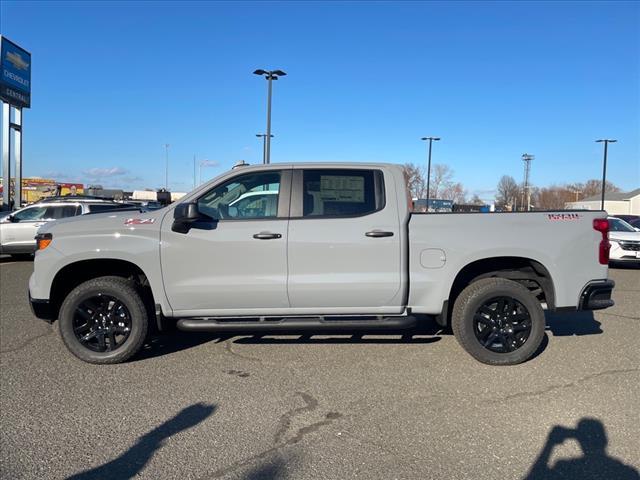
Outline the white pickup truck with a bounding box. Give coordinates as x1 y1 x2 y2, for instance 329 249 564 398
28 163 615 365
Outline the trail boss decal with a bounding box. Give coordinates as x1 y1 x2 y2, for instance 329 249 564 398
547 213 582 221
125 218 156 225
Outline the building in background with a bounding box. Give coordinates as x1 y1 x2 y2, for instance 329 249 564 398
565 188 640 214
0 177 84 204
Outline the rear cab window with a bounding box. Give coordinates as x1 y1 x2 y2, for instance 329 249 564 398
297 169 385 218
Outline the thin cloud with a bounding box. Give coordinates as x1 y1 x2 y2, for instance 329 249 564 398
200 160 219 167
82 167 129 178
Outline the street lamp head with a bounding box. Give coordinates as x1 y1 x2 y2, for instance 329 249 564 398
596 139 618 143
421 137 441 141
253 69 267 76
272 70 287 76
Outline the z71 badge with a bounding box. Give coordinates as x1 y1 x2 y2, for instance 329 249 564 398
125 218 156 225
547 213 582 221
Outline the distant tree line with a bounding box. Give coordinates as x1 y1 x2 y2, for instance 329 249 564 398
495 175 621 210
403 163 624 211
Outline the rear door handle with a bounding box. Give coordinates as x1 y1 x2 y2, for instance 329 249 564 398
253 232 282 240
365 230 394 238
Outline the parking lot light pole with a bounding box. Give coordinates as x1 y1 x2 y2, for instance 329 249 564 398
596 139 617 211
421 136 440 211
164 143 170 190
256 134 274 165
253 69 286 164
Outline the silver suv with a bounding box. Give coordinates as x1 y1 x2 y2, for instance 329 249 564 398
0 200 134 256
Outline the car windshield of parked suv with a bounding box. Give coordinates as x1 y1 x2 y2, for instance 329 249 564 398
609 218 636 232
12 206 48 221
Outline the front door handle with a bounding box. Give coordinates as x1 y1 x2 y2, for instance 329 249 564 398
253 232 282 240
365 230 394 238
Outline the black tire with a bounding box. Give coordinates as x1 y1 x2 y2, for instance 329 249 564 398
452 277 545 365
58 276 149 364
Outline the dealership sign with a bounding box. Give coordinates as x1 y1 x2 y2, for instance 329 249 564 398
0 36 31 108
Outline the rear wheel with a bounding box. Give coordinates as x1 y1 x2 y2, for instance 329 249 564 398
452 278 545 365
58 276 149 364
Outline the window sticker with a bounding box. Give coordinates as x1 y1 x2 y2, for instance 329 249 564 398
319 175 365 203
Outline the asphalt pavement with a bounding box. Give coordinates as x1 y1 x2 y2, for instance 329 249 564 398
1 257 638 480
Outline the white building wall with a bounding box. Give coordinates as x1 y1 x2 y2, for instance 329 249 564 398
564 200 629 213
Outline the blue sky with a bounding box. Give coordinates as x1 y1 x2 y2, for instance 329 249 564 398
1 0 638 199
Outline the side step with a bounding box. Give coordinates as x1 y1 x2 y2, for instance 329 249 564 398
176 315 417 333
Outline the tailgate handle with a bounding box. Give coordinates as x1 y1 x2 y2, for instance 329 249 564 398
253 232 282 240
365 230 394 238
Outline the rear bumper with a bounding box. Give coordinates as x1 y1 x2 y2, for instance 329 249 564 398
29 292 56 322
579 280 615 310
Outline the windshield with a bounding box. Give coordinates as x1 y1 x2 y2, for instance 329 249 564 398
609 218 636 232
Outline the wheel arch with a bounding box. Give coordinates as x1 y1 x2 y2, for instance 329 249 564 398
48 259 158 327
438 256 555 327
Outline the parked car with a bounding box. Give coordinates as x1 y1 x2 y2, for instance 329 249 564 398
612 214 640 230
608 217 640 264
29 163 614 365
0 200 138 256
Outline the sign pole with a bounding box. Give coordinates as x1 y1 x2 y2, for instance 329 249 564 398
2 102 10 211
13 107 22 207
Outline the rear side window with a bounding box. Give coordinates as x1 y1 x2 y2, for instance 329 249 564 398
301 169 383 217
44 205 80 219
87 204 124 213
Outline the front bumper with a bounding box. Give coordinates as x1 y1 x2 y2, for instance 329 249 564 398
579 280 615 310
28 292 56 322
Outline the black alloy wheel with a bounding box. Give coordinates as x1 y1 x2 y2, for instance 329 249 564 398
72 294 132 352
473 296 532 353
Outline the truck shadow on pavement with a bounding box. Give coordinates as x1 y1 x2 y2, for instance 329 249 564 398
523 418 639 480
65 403 216 480
545 310 602 336
133 319 442 361
134 311 603 361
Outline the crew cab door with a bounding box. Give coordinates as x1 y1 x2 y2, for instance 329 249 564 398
160 169 292 315
287 168 404 313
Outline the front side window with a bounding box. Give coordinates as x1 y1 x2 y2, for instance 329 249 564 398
198 171 281 220
301 169 381 217
13 206 47 221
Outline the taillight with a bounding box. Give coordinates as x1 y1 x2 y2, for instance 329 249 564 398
593 218 610 265
35 233 52 251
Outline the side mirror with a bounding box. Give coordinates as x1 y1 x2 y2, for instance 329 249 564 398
7 214 16 223
172 202 203 233
173 202 200 222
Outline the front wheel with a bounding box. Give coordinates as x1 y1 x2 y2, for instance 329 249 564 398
58 276 149 364
452 278 545 365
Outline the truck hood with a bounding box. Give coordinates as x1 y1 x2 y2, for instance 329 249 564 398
609 231 640 242
39 209 164 235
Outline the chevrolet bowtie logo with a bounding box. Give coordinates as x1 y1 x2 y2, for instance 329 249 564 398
6 51 29 71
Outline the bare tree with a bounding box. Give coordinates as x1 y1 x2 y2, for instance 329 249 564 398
581 179 621 198
469 194 484 205
496 175 520 208
402 163 427 199
534 185 575 210
441 182 467 203
430 164 454 199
